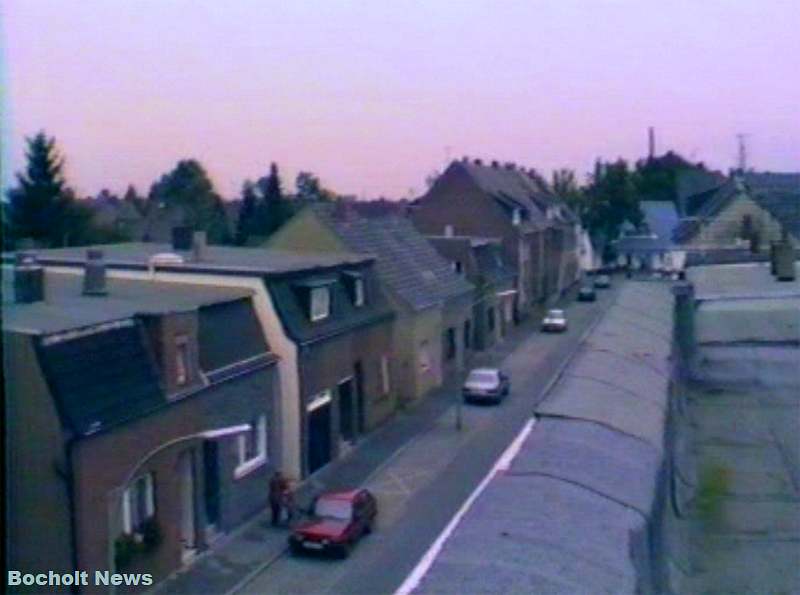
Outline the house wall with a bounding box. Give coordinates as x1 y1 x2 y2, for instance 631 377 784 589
298 315 395 476
389 299 443 404
411 170 531 309
70 364 277 593
5 332 74 592
267 209 345 253
683 192 786 249
441 292 474 376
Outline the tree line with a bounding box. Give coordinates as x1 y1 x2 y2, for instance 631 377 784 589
2 131 335 250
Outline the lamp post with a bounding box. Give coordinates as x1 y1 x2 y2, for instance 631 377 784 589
107 424 251 593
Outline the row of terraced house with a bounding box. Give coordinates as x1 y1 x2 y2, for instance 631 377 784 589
3 159 582 592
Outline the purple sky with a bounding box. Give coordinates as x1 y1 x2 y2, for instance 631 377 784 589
3 0 799 200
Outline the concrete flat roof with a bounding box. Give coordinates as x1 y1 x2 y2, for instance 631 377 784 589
2 268 253 334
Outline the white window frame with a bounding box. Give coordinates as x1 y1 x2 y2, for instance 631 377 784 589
307 389 333 412
512 209 522 226
234 415 267 479
310 287 331 321
380 356 390 395
122 473 155 535
353 278 365 307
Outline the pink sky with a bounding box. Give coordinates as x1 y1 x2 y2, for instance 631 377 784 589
3 0 799 200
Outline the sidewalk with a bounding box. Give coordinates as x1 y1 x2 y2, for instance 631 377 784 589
150 300 559 595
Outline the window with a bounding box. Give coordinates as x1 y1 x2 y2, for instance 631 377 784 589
175 335 189 386
353 278 365 307
419 341 431 373
452 261 463 274
235 415 267 479
512 209 522 226
380 356 391 394
123 473 155 535
463 320 472 349
445 328 456 361
488 307 496 332
310 287 330 321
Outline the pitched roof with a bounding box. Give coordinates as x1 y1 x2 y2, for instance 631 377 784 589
314 205 474 311
675 168 727 215
673 181 740 243
641 201 679 241
37 320 164 435
744 173 800 240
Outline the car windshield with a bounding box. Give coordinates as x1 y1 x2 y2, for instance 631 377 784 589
314 498 352 521
467 370 498 384
548 310 565 318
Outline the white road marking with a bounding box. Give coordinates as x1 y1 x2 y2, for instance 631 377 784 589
393 416 536 595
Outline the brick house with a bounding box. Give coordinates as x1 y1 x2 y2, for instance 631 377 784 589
4 257 279 592
410 158 580 314
22 236 397 480
267 205 475 404
425 235 516 350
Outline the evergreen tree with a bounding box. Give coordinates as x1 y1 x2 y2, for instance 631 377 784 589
235 180 259 245
255 162 293 236
5 131 80 247
148 159 231 244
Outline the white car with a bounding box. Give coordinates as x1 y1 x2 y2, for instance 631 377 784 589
462 368 510 404
541 309 568 333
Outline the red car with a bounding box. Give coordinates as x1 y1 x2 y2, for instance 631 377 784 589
288 489 377 558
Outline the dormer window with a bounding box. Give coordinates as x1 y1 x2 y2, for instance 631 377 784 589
512 209 522 226
343 271 366 307
310 287 330 321
353 278 365 307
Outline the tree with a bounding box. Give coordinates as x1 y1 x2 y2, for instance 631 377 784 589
255 162 294 236
5 131 94 248
551 169 586 221
583 159 643 258
148 159 231 244
235 180 259 245
122 184 146 214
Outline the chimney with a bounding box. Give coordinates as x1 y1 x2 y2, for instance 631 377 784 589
444 224 454 237
491 160 500 168
14 252 45 304
774 240 796 281
83 249 108 296
171 225 193 251
648 127 655 159
473 158 483 166
192 231 208 262
505 162 516 170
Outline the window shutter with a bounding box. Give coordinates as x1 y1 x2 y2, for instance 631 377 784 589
122 489 132 534
145 474 155 517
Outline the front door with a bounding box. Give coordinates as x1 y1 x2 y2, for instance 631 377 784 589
354 362 366 435
338 378 355 443
178 450 196 562
203 441 220 533
308 402 332 474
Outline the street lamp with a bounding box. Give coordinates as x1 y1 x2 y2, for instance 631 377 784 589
107 424 251 592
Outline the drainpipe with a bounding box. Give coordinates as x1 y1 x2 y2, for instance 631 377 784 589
64 436 82 594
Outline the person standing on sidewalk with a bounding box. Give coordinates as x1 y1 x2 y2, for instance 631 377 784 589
269 471 288 526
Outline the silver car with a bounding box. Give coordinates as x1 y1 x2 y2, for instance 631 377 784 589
541 309 568 333
462 368 510 404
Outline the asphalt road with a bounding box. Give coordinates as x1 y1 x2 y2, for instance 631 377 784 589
237 286 618 595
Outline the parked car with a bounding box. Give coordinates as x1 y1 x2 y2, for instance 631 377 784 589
289 489 376 558
577 286 596 302
541 309 568 333
593 274 611 289
462 368 510 404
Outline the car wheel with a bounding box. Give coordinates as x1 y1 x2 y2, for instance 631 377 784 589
289 542 303 556
364 522 373 535
338 543 351 559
